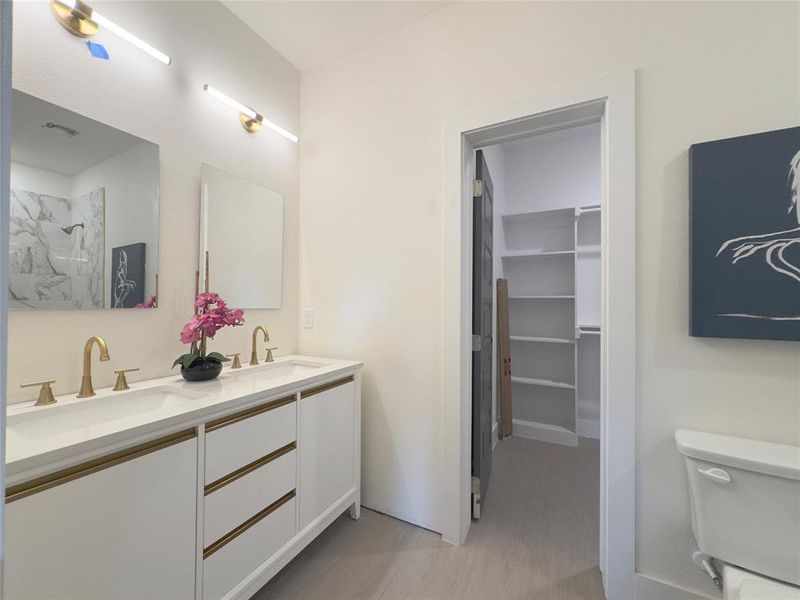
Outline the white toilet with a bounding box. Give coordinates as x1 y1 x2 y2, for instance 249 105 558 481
675 429 800 600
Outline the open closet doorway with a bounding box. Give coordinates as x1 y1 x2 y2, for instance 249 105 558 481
470 123 604 589
481 123 602 445
447 72 636 600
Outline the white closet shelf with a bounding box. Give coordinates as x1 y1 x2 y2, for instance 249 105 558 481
501 250 575 259
576 325 601 338
501 207 575 222
512 419 578 446
508 295 575 300
575 204 601 216
510 336 575 344
511 376 575 390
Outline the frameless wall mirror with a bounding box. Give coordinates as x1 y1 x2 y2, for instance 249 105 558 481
200 164 284 309
9 89 160 310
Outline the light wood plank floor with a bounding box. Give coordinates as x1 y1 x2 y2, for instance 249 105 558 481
255 436 604 600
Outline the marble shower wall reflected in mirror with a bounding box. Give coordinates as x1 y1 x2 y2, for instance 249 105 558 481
9 89 159 310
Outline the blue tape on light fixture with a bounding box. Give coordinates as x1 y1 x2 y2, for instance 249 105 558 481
86 41 109 60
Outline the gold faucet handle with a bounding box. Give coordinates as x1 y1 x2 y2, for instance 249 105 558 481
225 353 243 369
21 380 57 406
265 347 278 363
113 368 139 392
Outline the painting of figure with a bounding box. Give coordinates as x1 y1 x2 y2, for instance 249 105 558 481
690 126 800 341
110 243 146 309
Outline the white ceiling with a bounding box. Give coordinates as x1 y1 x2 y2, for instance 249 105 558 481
11 90 149 175
222 1 450 72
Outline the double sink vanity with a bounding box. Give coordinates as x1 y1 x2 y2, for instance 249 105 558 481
5 355 362 600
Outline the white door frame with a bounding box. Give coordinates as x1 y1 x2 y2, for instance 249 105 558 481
441 71 636 600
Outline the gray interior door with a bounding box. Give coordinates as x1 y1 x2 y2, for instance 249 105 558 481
471 149 493 518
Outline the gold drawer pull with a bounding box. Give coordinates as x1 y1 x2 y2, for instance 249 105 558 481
6 429 197 503
204 442 296 496
203 490 295 559
300 376 354 399
205 395 295 433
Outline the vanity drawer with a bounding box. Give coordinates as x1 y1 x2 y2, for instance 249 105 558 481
205 396 296 483
204 444 296 546
203 493 296 600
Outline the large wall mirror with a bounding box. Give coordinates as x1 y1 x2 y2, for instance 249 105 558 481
200 164 283 309
9 89 159 310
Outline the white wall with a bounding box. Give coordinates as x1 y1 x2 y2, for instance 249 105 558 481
72 142 159 304
8 0 299 403
10 162 71 198
297 2 800 596
504 124 601 213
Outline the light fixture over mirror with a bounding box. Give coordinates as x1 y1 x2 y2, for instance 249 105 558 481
203 84 299 142
50 0 171 65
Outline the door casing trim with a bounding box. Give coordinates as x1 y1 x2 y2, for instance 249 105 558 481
441 71 636 600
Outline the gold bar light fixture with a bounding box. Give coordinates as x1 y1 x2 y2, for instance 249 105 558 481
203 84 299 141
50 0 171 65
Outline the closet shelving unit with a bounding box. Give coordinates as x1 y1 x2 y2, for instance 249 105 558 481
501 204 601 446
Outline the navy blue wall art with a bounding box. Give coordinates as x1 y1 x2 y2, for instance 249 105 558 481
690 126 800 341
110 243 146 309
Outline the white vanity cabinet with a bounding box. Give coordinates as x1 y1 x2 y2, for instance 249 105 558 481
5 360 362 600
299 376 358 528
200 376 361 600
201 396 299 600
4 430 198 600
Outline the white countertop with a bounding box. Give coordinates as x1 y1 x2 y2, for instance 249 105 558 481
6 355 362 484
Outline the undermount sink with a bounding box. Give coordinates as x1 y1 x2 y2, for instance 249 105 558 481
5 355 360 475
231 359 326 381
7 386 207 442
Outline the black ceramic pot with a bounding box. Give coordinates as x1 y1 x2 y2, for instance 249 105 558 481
180 360 223 382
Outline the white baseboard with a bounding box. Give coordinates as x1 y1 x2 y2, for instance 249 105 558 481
577 418 600 440
512 419 578 446
492 422 499 449
635 573 718 600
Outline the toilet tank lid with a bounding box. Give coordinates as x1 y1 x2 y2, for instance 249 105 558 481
675 430 800 481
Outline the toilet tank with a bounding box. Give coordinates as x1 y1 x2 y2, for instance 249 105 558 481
675 430 800 586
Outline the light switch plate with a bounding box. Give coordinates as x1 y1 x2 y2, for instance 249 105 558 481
303 309 314 329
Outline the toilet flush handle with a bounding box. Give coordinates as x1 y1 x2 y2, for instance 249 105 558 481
697 466 731 484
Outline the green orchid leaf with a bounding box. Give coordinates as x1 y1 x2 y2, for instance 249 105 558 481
205 352 230 364
184 354 202 369
173 352 201 369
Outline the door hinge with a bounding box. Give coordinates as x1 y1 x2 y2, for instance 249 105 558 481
473 179 483 197
471 476 481 519
472 334 481 351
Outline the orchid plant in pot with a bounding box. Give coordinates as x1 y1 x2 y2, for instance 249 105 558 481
174 292 245 382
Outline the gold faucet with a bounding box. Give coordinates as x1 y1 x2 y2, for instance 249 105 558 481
78 336 111 398
250 326 270 366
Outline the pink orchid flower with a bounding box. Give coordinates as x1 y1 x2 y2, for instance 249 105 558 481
180 291 245 347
